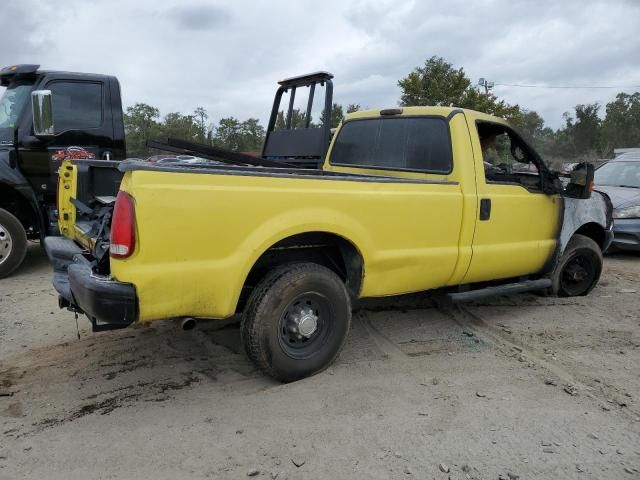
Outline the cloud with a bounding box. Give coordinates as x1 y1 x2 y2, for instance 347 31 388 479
169 4 230 31
0 2 56 63
0 0 638 130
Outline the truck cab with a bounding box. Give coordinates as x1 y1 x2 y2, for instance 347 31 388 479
0 64 125 277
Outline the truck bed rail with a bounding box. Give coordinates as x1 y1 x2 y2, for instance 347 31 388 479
117 159 458 186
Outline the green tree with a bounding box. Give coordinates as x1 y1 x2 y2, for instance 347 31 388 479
572 103 602 156
193 107 208 142
346 103 361 114
398 56 522 121
212 117 265 152
551 103 603 160
124 103 267 157
213 117 244 150
396 56 640 163
161 112 200 143
398 56 470 107
508 109 556 159
239 118 266 152
457 87 521 120
273 103 357 130
511 110 546 144
601 92 640 155
123 103 161 157
275 109 307 129
320 103 344 128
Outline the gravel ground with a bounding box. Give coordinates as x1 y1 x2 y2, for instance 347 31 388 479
1 244 639 479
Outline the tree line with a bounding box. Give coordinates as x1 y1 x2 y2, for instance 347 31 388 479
123 103 267 157
124 56 640 162
124 100 363 158
398 57 640 164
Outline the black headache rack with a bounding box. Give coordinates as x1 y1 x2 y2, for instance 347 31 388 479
263 71 334 168
148 71 335 169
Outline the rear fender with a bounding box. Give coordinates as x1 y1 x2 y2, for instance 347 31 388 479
232 208 371 312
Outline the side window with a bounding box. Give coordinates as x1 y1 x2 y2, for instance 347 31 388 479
477 122 540 184
330 117 452 173
49 81 103 133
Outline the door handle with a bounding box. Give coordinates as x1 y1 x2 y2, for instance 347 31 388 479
479 198 491 221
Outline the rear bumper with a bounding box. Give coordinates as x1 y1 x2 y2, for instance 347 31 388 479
68 263 137 330
44 236 137 331
610 218 640 251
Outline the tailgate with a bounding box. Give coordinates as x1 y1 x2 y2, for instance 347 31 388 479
58 159 124 259
47 159 136 331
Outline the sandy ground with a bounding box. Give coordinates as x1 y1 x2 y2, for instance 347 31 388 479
0 244 639 479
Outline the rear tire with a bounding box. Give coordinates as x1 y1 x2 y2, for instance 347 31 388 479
241 263 351 382
0 208 28 279
552 234 602 297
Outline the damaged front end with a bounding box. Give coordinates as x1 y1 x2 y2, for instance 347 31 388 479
531 154 612 249
556 162 614 255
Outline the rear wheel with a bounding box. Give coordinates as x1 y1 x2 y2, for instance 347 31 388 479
552 234 602 297
241 263 351 382
0 208 28 279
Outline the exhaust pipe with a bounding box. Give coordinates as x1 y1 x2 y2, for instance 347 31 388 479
180 317 196 331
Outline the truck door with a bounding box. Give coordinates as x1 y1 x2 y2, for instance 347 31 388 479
325 113 469 294
17 79 112 205
462 116 561 284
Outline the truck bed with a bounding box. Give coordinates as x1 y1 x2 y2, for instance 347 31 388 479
109 159 466 321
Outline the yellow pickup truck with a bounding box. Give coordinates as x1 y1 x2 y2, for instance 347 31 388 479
44 74 612 382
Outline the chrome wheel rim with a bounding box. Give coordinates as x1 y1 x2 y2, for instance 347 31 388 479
0 222 13 266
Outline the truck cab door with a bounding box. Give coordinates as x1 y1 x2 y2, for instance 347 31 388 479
462 117 561 284
17 79 112 204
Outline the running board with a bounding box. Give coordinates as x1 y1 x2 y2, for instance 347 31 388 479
447 279 552 303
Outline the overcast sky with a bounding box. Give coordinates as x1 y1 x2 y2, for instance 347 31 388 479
2 0 639 129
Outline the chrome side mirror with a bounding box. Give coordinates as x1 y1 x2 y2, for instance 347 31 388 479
31 90 54 138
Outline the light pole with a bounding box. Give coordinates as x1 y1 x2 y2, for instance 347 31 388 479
478 78 495 94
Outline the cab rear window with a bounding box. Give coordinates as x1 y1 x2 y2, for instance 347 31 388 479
330 117 453 173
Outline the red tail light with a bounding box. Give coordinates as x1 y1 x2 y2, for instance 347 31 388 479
110 191 136 259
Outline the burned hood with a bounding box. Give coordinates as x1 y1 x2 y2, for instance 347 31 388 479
595 185 640 209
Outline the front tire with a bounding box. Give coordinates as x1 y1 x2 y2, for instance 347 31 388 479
552 234 603 297
0 208 28 279
241 263 352 382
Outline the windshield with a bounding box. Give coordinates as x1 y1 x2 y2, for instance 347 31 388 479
0 82 32 129
595 161 640 188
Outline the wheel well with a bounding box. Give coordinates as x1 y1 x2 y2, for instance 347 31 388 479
239 232 364 311
574 222 606 250
0 184 39 237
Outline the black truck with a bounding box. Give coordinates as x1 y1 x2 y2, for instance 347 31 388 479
0 64 126 277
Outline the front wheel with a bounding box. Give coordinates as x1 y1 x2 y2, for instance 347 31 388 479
0 208 28 279
552 234 603 297
241 263 352 382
